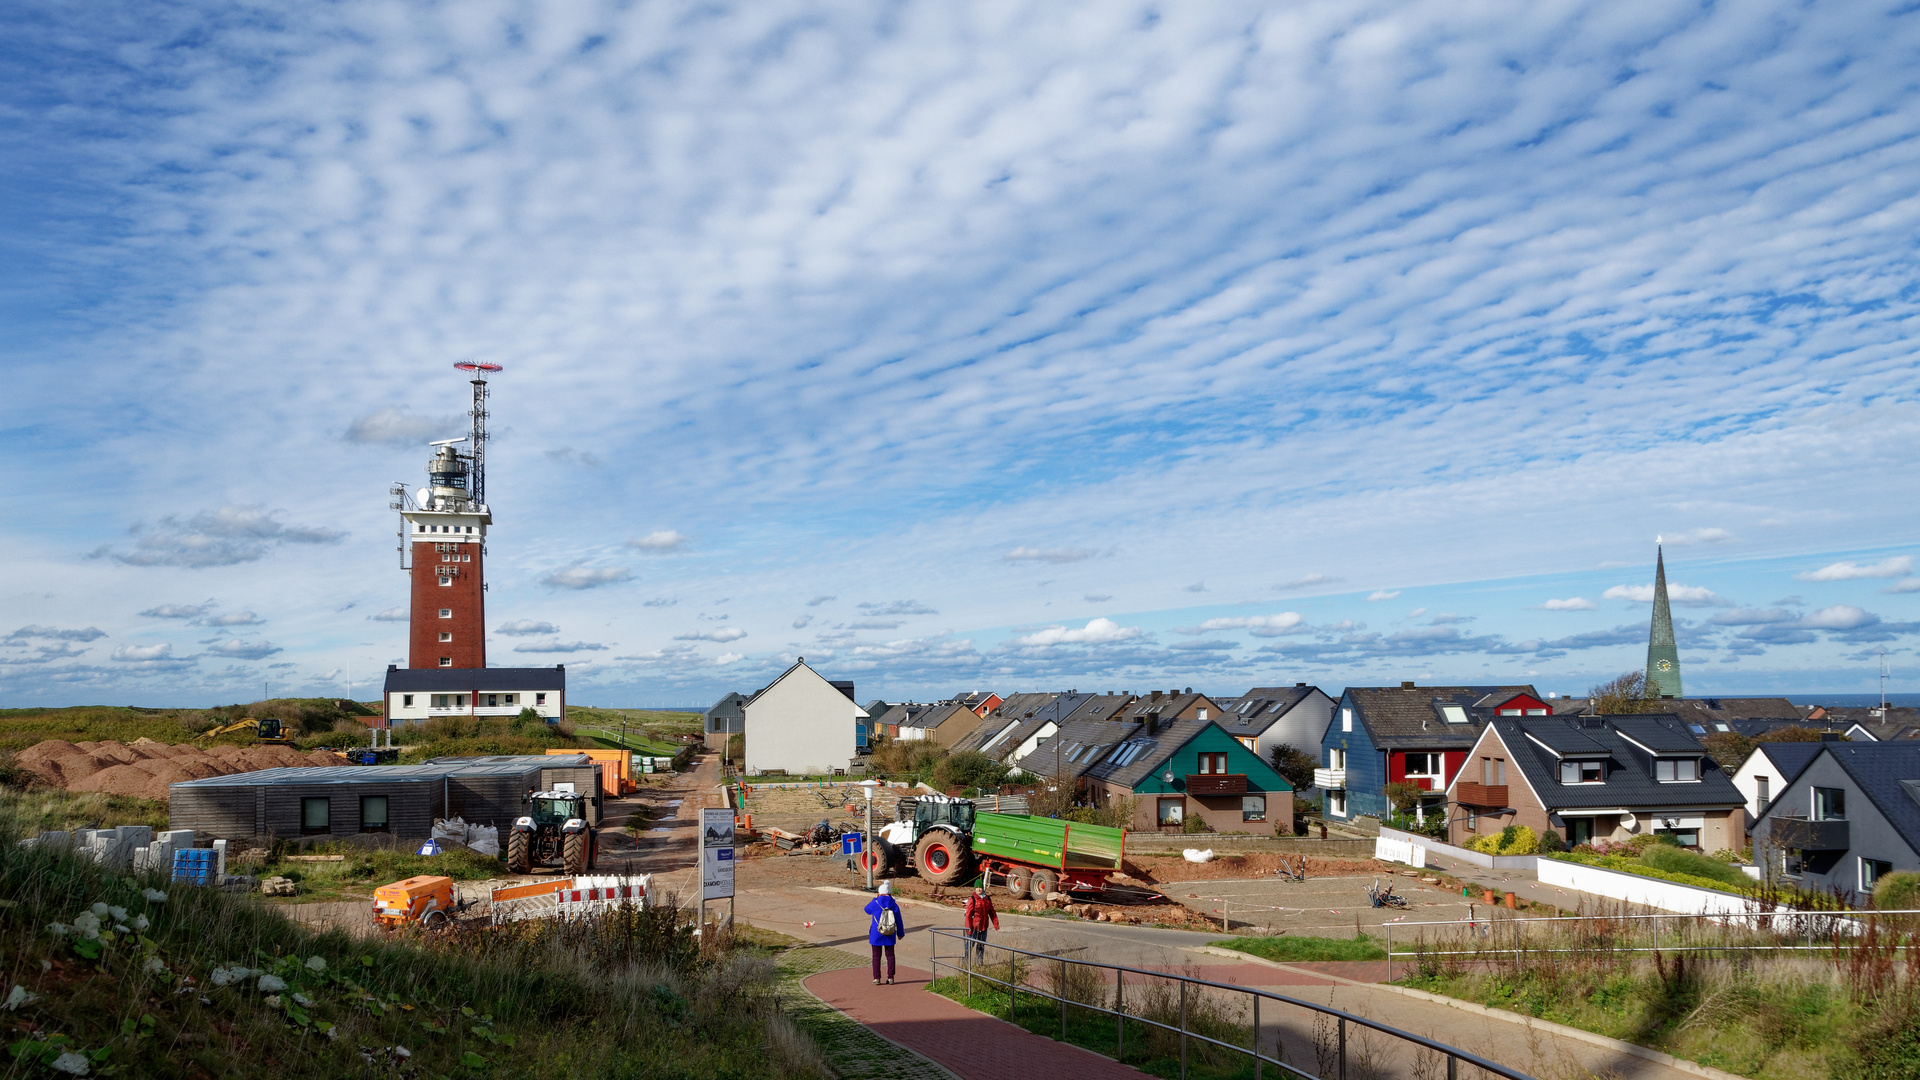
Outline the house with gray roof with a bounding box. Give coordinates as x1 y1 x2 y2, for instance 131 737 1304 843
1015 717 1145 785
1082 716 1294 834
1730 741 1826 825
1320 683 1544 823
1446 713 1746 852
1751 742 1920 896
1216 684 1335 763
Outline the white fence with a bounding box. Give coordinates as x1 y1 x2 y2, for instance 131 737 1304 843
1536 857 1758 916
1377 825 1539 871
1373 834 1428 868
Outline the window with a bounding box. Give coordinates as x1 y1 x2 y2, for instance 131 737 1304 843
1656 758 1699 783
1813 787 1846 821
417 524 425 532
431 694 448 708
439 609 452 618
535 693 546 706
1327 790 1347 817
1404 753 1441 777
1862 858 1894 890
439 657 452 667
441 553 450 562
1655 826 1700 848
402 694 414 707
504 694 515 704
1756 775 1770 813
1157 798 1184 826
439 631 452 642
1198 752 1228 774
1526 708 1548 716
1481 757 1505 785
360 795 389 833
1498 708 1520 716
1560 761 1604 784
1242 795 1266 822
438 576 453 587
300 797 330 835
1466 809 1477 831
1566 817 1594 846
1238 737 1257 750
1440 705 1469 724
1341 708 1352 732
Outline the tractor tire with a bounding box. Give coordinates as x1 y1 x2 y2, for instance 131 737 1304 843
564 831 588 875
1029 869 1059 899
1003 865 1030 900
587 831 598 871
506 830 531 875
915 832 968 886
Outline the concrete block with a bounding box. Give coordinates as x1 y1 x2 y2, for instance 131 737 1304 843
213 838 228 880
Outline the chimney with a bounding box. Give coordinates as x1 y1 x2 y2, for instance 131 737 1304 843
1295 682 1305 687
1151 690 1163 700
1401 681 1416 690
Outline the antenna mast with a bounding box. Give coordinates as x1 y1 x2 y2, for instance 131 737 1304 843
454 362 503 508
1880 648 1890 716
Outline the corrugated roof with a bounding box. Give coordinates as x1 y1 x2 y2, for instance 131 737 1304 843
1085 717 1212 790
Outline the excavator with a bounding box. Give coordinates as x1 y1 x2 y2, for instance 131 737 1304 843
196 717 289 744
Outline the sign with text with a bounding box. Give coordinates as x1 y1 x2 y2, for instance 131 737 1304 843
701 808 736 900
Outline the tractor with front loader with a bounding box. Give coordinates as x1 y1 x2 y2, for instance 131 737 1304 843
506 790 597 875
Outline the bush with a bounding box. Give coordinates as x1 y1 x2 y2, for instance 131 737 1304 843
932 751 1009 792
1639 843 1750 886
1536 828 1566 853
1465 824 1536 855
1181 813 1214 834
1872 871 1920 912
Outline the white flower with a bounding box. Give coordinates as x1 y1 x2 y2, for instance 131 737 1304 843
107 907 128 924
392 1047 411 1059
304 956 327 972
89 902 109 919
132 915 150 932
71 913 102 940
142 888 167 904
292 993 313 1006
113 925 130 935
142 957 168 975
257 974 287 992
46 923 69 939
264 994 282 1008
4 984 39 1010
49 1051 90 1075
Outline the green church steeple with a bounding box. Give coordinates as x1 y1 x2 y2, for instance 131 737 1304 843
1645 543 1682 698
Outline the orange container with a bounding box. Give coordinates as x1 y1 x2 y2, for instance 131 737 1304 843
372 875 455 928
548 748 634 795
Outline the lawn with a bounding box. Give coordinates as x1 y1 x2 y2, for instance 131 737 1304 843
1206 934 1385 963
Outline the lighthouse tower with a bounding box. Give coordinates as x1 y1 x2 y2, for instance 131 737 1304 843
389 363 500 669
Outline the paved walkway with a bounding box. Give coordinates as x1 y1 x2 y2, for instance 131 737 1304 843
804 962 1149 1080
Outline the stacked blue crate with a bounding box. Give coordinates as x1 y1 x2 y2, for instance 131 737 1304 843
172 848 217 886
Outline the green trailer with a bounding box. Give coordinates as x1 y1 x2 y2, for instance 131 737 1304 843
968 813 1126 900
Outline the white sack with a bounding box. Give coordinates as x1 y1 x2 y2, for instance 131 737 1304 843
1182 848 1215 863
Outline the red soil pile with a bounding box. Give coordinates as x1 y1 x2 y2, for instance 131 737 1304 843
17 738 349 801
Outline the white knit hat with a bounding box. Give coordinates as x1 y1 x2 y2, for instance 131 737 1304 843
878 880 892 894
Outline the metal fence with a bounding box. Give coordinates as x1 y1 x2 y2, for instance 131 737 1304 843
928 928 1534 1080
1382 908 1920 982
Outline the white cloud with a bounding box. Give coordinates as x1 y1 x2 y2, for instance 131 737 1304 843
6 625 107 643
202 611 262 627
205 639 281 660
539 565 632 590
1003 547 1103 565
1009 618 1141 647
1796 556 1913 582
807 596 836 607
139 603 213 619
1602 583 1729 607
1883 579 1920 595
628 530 689 554
713 652 744 665
1535 597 1598 611
1661 528 1735 546
1367 590 1401 602
343 409 466 446
1406 608 1427 619
675 627 747 643
858 600 937 616
1798 604 1878 630
368 608 408 622
513 639 609 653
1182 613 1306 638
1275 574 1332 590
111 643 174 662
497 620 560 636
791 614 813 629
91 506 344 568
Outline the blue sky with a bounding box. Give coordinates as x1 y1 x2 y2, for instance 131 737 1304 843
6 1 1920 707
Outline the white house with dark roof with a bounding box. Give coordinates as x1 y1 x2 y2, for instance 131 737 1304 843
1217 684 1336 761
1751 742 1920 895
738 659 868 777
383 664 566 727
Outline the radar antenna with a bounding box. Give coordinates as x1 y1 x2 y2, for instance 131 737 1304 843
454 362 503 508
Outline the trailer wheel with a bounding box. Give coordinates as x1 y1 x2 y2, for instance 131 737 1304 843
1003 865 1030 900
1029 869 1059 899
422 910 448 929
915 833 968 886
564 831 588 875
506 830 531 875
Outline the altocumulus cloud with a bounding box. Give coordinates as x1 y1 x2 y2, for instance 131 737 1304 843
1534 598 1598 611
540 566 632 590
139 603 213 620
1796 557 1913 582
111 643 174 662
675 628 747 643
344 409 466 446
1603 583 1729 607
858 601 937 616
1003 547 1103 564
513 639 609 653
1010 618 1141 647
628 531 689 554
91 506 343 568
205 639 281 660
496 620 560 636
6 626 107 643
1179 613 1306 637
368 608 408 622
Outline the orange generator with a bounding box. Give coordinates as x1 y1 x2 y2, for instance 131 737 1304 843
372 875 456 928
548 748 635 795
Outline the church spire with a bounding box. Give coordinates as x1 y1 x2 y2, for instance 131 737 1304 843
1645 542 1682 698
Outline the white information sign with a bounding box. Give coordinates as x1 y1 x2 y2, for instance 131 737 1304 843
701 808 736 900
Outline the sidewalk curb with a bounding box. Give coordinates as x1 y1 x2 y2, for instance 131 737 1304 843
1186 946 1747 1080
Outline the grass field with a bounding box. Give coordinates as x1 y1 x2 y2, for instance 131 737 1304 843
0 787 170 833
1206 934 1385 963
247 842 506 903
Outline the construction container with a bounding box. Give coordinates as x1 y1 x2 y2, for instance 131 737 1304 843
372 875 456 928
969 813 1127 894
546 748 634 795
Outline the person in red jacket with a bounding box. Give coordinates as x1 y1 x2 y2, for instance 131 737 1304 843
962 884 999 966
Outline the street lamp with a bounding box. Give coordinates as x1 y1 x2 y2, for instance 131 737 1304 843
860 779 880 892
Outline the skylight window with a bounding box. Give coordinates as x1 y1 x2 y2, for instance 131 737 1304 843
1688 724 1706 734
1440 705 1469 724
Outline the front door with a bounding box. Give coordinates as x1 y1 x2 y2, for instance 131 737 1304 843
1566 818 1593 846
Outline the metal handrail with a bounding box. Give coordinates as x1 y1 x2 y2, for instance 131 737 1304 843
929 927 1534 1080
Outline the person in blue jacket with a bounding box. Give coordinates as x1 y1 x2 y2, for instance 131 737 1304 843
864 880 907 984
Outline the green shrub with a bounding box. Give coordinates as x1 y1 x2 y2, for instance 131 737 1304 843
1640 843 1749 886
1466 824 1536 855
1536 828 1566 853
1872 871 1920 912
932 750 1009 792
1549 852 1754 896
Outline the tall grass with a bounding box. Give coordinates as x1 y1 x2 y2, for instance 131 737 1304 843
0 786 169 833
0 817 825 1079
1400 900 1920 1079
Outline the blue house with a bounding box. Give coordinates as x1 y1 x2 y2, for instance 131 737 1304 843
1319 682 1543 823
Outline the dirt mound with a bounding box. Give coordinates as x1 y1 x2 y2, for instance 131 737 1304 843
16 737 350 800
1127 851 1386 884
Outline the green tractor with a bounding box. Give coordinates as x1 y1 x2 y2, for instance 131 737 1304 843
506 790 597 875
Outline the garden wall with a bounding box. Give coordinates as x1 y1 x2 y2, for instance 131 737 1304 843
1378 825 1538 871
1536 855 1758 915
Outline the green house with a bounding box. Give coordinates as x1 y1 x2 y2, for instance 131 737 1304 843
1083 718 1294 835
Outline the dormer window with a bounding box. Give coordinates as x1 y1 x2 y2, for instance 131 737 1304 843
1498 708 1521 716
1560 760 1604 784
1439 705 1469 724
1655 758 1699 783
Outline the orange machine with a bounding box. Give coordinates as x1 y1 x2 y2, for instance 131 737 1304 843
547 748 635 795
372 875 456 928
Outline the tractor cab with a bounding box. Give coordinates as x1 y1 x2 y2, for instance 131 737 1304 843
506 789 596 875
914 795 974 835
527 792 587 825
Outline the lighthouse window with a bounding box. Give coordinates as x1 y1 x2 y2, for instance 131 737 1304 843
438 609 452 618
438 577 453 587
439 657 452 667
439 632 452 642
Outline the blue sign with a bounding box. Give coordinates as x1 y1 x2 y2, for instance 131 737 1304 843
841 833 863 855
717 848 734 862
417 839 442 856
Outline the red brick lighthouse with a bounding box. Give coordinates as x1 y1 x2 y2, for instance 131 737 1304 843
391 363 499 670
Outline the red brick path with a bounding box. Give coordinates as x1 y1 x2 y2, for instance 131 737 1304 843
804 964 1150 1080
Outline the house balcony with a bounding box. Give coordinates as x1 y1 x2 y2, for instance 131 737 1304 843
1312 768 1346 789
1400 775 1442 792
1454 782 1509 809
1771 817 1849 851
1187 773 1248 796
